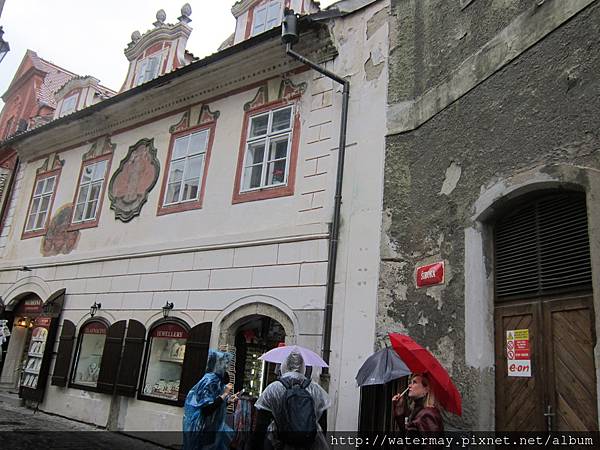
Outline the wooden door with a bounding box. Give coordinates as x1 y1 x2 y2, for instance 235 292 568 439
495 296 598 431
495 301 545 431
543 296 598 431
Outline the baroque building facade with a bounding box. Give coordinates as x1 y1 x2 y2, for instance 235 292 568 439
0 0 389 439
380 0 600 432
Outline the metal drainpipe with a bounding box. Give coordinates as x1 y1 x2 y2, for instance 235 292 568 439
285 42 350 383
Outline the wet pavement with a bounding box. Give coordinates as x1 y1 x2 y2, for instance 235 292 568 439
0 400 175 449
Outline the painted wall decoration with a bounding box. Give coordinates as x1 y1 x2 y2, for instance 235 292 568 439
41 204 80 256
83 135 115 161
36 153 64 174
197 104 220 125
108 138 160 222
244 78 307 112
169 110 190 134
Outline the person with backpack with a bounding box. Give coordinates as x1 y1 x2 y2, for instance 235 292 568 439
250 350 331 450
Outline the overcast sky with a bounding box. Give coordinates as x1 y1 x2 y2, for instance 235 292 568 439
0 0 337 109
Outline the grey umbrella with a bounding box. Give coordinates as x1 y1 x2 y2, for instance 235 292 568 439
356 347 411 386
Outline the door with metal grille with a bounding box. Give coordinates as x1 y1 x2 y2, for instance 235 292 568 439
493 192 597 431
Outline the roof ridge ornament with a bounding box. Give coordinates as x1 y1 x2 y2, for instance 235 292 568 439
153 9 167 27
178 3 192 25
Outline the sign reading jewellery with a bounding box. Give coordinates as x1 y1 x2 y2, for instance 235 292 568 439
151 323 188 339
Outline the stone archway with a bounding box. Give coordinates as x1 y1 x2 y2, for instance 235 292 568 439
215 301 297 397
217 301 296 348
464 164 600 430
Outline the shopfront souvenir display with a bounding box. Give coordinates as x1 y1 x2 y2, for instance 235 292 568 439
72 321 107 387
15 290 65 403
141 323 188 401
21 320 50 389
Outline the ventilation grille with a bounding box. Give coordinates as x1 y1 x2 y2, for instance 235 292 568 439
495 193 592 300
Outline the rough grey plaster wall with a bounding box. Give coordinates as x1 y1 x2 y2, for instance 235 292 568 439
381 2 600 429
389 0 532 102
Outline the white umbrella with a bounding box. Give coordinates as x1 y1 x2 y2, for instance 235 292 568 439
259 345 328 368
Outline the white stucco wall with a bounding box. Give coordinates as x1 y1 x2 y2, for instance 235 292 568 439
0 0 389 433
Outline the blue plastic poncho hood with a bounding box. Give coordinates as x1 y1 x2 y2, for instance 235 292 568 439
183 350 233 450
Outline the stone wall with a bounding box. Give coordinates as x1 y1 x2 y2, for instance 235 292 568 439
382 0 600 429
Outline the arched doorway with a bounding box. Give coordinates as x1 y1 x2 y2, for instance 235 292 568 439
493 191 598 431
0 294 43 390
231 315 286 397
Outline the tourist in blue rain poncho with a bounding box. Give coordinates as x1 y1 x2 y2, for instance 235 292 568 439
183 350 236 450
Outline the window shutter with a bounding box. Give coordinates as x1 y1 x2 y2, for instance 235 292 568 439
51 319 76 387
495 193 592 300
148 56 161 79
252 6 267 35
96 320 126 394
115 320 146 397
266 1 281 29
179 322 212 404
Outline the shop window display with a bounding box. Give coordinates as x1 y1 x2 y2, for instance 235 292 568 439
22 321 49 389
141 322 188 402
234 318 285 397
72 321 107 388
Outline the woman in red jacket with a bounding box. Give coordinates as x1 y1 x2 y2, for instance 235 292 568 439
392 373 444 432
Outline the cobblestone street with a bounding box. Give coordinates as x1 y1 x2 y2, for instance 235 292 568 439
0 400 175 449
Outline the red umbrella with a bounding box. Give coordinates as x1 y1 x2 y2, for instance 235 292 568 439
389 332 462 416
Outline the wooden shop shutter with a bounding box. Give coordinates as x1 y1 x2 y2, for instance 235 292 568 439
495 193 592 300
179 322 212 404
115 320 146 397
51 319 76 387
97 320 126 394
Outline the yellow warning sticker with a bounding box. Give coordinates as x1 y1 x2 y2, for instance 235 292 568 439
513 329 529 340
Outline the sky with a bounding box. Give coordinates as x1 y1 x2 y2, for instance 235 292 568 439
0 0 337 109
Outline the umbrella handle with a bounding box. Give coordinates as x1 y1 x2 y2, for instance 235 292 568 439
399 387 409 397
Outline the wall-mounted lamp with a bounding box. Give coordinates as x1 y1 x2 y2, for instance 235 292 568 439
16 318 28 327
89 302 101 318
162 301 174 319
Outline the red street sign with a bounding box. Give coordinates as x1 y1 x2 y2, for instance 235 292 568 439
416 262 445 288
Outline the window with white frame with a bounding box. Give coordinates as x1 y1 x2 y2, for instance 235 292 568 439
25 175 56 232
164 129 210 205
136 54 162 86
60 94 78 117
252 1 282 36
241 106 293 191
73 159 108 223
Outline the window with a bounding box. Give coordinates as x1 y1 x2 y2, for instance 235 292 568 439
158 120 216 216
165 129 209 205
242 106 292 191
136 54 162 86
70 321 108 389
252 1 281 36
60 94 78 117
24 174 57 234
72 156 110 226
140 323 188 403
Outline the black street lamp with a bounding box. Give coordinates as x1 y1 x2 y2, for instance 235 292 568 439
89 302 101 317
162 301 174 319
0 27 9 64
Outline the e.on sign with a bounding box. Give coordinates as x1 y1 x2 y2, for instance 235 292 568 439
416 262 445 288
507 329 531 377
